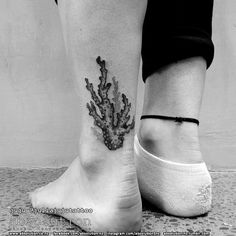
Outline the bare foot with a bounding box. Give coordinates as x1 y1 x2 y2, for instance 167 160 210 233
29 55 143 232
29 138 142 232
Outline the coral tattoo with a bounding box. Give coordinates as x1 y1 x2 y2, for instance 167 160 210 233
85 56 135 150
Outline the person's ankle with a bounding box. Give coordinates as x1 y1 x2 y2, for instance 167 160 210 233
78 132 135 172
138 118 203 164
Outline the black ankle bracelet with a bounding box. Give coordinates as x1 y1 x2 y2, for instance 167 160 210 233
140 115 200 126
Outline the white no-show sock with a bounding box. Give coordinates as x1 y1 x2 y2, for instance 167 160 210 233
134 135 212 217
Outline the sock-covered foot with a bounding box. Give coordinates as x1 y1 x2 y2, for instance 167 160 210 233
135 120 212 217
29 138 142 232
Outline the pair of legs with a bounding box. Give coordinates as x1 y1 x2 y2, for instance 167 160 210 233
30 0 214 232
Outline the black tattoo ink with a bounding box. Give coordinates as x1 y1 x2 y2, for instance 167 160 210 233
85 56 135 150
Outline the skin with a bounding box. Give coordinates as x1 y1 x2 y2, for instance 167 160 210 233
85 56 135 151
30 0 148 232
30 0 208 232
138 57 206 164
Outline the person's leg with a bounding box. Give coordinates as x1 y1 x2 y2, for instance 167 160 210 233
139 0 214 163
135 0 214 217
139 57 206 164
135 58 212 217
30 0 147 232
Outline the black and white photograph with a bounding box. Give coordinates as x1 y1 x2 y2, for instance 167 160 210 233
0 0 235 235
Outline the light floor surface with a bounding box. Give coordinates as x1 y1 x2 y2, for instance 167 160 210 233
0 168 236 236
